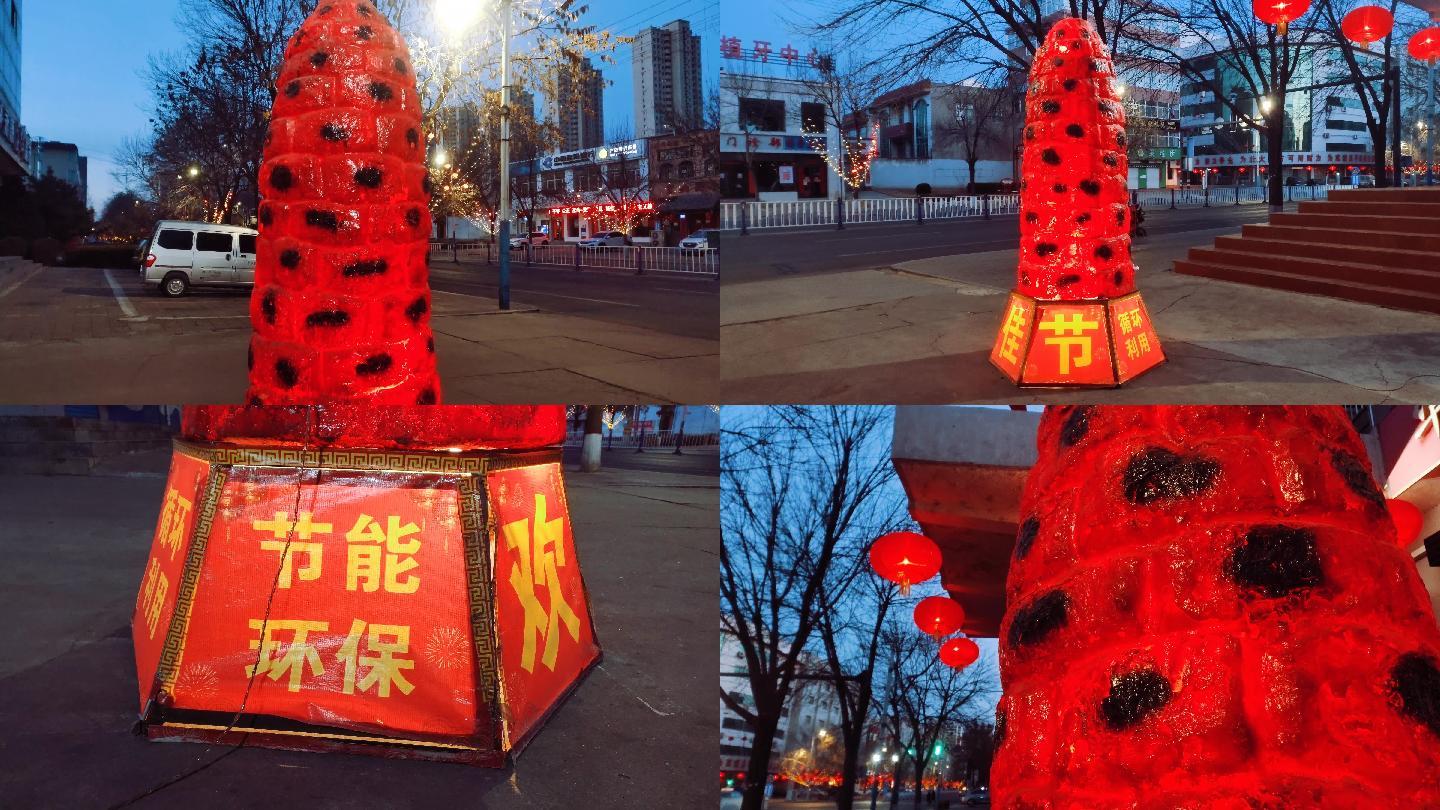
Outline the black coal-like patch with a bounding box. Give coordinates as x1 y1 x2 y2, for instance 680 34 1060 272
406 127 419 146
354 166 383 188
1007 590 1069 649
1053 183 1067 194
305 209 338 231
1053 58 1064 67
311 51 328 68
1061 407 1091 447
275 359 299 388
405 296 428 323
1116 207 1127 226
394 57 407 73
1103 153 1119 167
248 394 264 406
279 249 301 270
270 165 293 191
355 353 392 376
1079 179 1101 196
1393 653 1440 737
1114 271 1125 286
1076 212 1091 224
1042 100 1061 114
355 24 373 40
321 123 349 141
1330 449 1385 507
406 208 422 228
305 309 350 328
1122 447 1220 505
1015 516 1040 560
247 345 254 371
1065 124 1084 138
1099 100 1117 117
417 388 437 405
1058 273 1081 286
426 337 434 353
1101 670 1172 730
284 80 300 97
1227 525 1323 597
1042 148 1061 165
422 174 434 195
1063 79 1078 91
368 82 393 102
1035 242 1058 257
1024 211 1038 223
357 2 373 14
342 258 387 277
1095 244 1113 261
259 206 274 226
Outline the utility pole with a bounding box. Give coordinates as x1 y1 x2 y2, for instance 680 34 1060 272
497 0 513 309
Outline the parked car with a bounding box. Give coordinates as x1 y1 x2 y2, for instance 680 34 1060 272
142 221 258 297
678 229 715 253
577 231 629 248
509 233 550 248
1355 173 1377 188
960 788 990 805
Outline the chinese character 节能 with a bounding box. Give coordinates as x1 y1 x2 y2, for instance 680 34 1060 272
345 514 421 594
1038 312 1100 375
253 511 331 588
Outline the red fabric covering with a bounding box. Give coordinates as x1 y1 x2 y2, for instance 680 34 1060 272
249 1 439 404
1016 18 1133 301
182 405 566 450
994 406 1440 807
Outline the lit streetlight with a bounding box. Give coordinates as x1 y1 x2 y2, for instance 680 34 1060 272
187 165 200 178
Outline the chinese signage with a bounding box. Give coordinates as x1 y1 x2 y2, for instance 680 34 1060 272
720 35 823 67
487 463 599 746
170 470 477 738
540 142 641 171
721 132 826 154
547 201 655 216
1193 152 1374 167
990 292 1164 386
1132 147 1184 160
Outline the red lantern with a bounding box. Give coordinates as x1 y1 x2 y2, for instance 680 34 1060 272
914 595 966 639
869 531 941 595
1409 27 1440 62
1388 499 1424 548
1341 6 1392 47
939 637 980 669
1252 0 1311 35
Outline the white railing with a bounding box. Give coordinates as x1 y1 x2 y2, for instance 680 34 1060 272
723 185 1337 231
562 429 719 449
430 242 718 276
720 194 1020 230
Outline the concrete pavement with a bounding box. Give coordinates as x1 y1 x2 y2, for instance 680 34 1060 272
721 209 1440 404
0 447 717 809
0 260 718 404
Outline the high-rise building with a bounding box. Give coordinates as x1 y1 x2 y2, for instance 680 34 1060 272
31 141 87 204
632 19 703 137
0 0 29 176
548 58 603 152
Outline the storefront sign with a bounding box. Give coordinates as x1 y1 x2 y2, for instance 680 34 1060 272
721 132 826 154
720 35 821 67
547 201 655 216
1193 151 1373 167
778 166 794 184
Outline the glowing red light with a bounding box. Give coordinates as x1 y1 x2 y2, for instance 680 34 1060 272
869 532 941 595
914 595 966 638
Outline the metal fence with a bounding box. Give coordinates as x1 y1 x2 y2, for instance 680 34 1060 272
430 241 718 277
562 429 719 449
721 184 1337 232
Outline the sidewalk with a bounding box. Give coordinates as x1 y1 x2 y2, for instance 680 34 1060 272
0 458 716 809
721 224 1440 404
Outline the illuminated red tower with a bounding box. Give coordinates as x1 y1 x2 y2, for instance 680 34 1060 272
990 18 1165 387
993 406 1440 805
249 1 440 404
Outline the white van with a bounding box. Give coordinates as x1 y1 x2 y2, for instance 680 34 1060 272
142 221 259 297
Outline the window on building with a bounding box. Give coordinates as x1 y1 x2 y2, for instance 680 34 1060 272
739 97 786 132
542 171 564 194
913 99 930 159
1325 119 1368 132
678 160 694 178
196 232 233 253
156 230 193 251
801 102 826 134
1326 142 1367 152
722 717 754 731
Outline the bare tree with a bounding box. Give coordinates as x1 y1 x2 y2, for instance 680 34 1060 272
932 76 1022 192
804 53 886 198
720 406 901 810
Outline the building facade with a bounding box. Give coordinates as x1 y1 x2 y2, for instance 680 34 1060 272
647 129 719 238
30 140 87 203
632 19 704 138
510 139 653 241
548 58 603 153
1122 87 1182 189
719 70 842 200
865 80 1020 193
0 0 27 177
1180 46 1378 186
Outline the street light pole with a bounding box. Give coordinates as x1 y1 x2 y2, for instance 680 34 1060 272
497 0 513 310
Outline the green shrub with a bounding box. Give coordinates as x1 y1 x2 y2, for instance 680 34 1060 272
915 182 933 196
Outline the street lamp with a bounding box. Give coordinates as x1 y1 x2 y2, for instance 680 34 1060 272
187 165 199 178
436 0 513 310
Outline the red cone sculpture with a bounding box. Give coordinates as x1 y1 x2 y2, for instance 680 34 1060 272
250 1 439 405
990 18 1164 387
993 406 1440 806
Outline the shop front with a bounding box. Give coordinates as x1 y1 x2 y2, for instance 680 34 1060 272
542 200 656 243
720 131 833 200
1188 150 1376 186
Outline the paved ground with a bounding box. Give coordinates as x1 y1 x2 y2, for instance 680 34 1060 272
0 257 718 404
0 447 717 809
721 207 1440 404
720 789 985 809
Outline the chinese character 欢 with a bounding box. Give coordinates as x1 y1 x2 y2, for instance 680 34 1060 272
1038 312 1100 375
246 619 328 692
337 619 416 698
345 514 421 594
253 511 331 588
503 493 581 673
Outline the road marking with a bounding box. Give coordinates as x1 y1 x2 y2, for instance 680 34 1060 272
0 264 43 301
103 269 147 321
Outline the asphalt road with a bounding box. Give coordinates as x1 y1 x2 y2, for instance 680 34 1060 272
720 204 1275 284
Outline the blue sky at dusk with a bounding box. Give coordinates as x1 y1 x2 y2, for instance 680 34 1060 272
19 0 718 211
